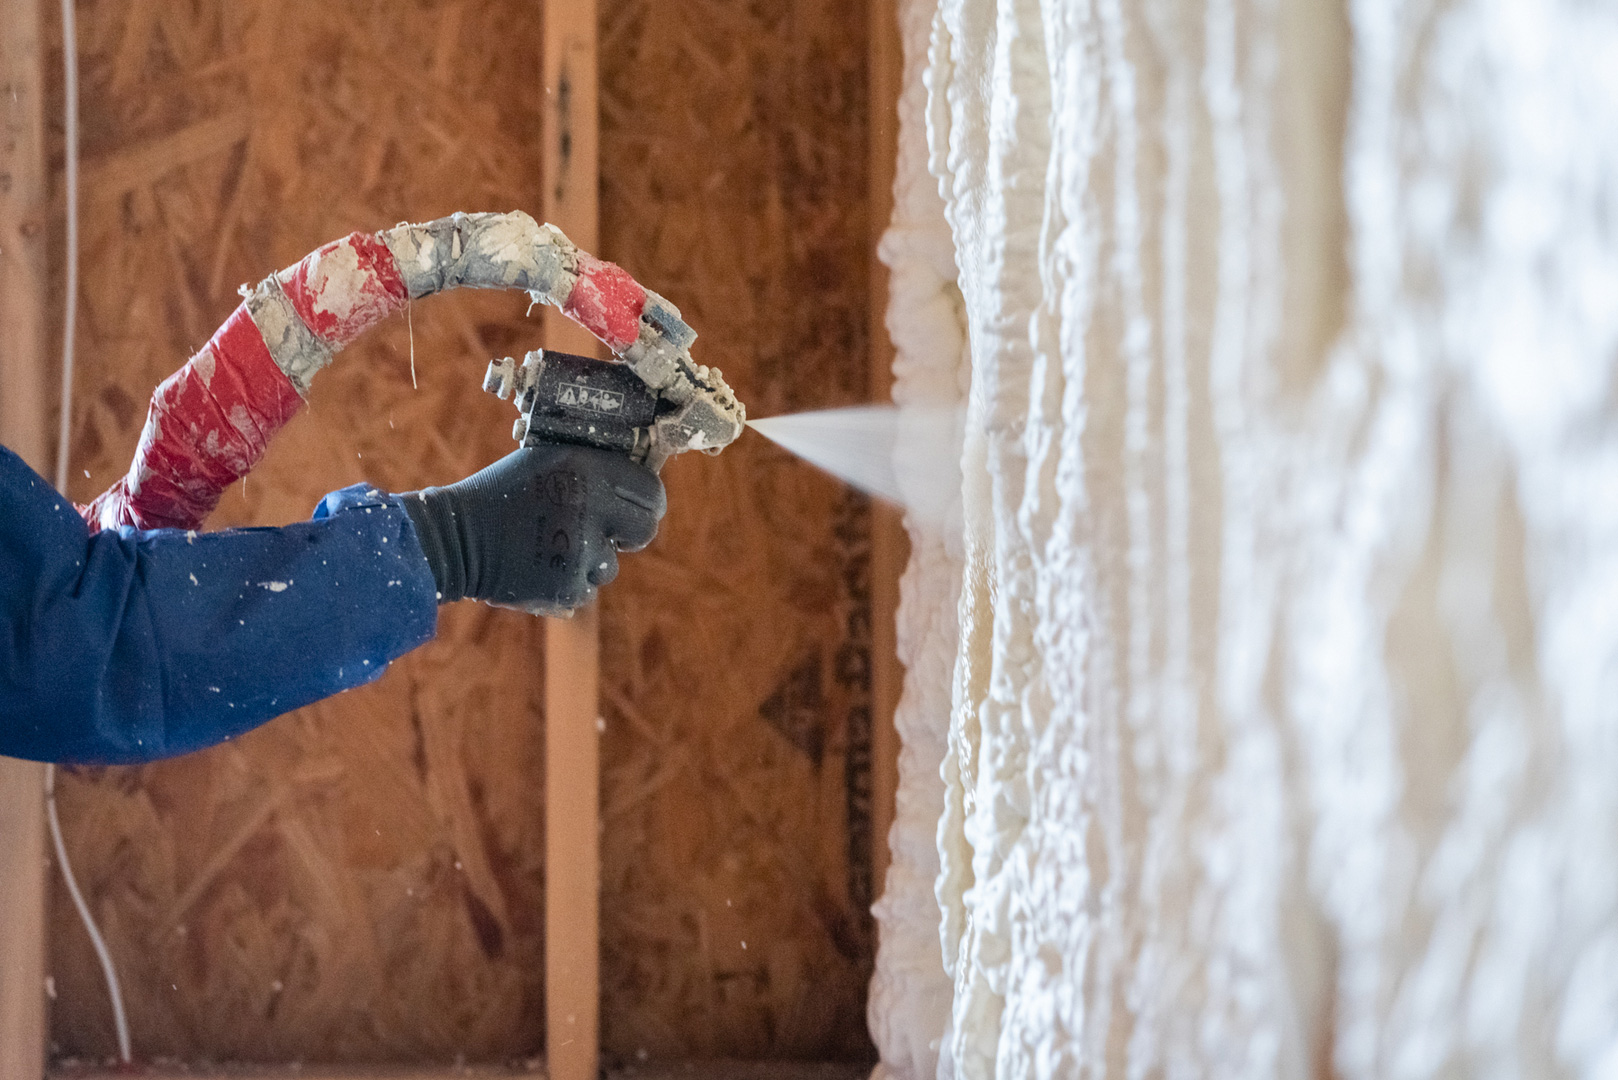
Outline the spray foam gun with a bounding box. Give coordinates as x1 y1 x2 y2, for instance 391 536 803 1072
83 211 745 533
482 347 738 470
479 297 741 468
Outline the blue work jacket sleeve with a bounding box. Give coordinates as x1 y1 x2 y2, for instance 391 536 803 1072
0 446 439 764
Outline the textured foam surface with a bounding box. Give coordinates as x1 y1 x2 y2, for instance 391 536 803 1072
873 0 1618 1075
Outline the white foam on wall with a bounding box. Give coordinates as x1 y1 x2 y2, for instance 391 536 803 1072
871 0 1618 1075
866 0 970 1074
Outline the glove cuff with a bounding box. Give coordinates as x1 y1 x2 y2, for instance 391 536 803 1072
398 488 469 604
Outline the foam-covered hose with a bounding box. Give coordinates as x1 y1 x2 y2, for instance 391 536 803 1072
81 211 730 532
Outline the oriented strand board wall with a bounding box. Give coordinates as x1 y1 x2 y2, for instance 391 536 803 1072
596 0 876 1063
49 0 553 1061
43 0 877 1065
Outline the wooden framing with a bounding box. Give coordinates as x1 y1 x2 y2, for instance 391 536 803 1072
541 2 602 1079
0 771 47 1080
0 0 51 1074
0 0 608 1073
0 0 47 472
3 0 902 1073
592 0 888 1056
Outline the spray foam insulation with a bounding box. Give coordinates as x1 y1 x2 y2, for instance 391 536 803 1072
877 0 1618 1073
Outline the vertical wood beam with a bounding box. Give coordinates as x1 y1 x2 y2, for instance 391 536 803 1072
0 10 51 1080
541 3 600 1079
867 0 904 899
0 755 47 1080
1 0 47 468
0 0 51 1076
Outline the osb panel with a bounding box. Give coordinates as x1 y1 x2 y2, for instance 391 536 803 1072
49 0 553 1062
597 0 875 1064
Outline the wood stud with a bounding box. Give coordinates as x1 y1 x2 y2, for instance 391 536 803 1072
0 0 52 1073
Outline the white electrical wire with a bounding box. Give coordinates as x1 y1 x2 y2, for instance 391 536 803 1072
53 0 78 494
45 765 132 1062
51 0 134 1063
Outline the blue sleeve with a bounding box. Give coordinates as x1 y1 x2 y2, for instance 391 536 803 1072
0 446 439 764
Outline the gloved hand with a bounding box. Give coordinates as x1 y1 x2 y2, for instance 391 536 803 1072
399 444 665 616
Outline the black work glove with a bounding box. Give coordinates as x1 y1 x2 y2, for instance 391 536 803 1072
400 444 665 616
